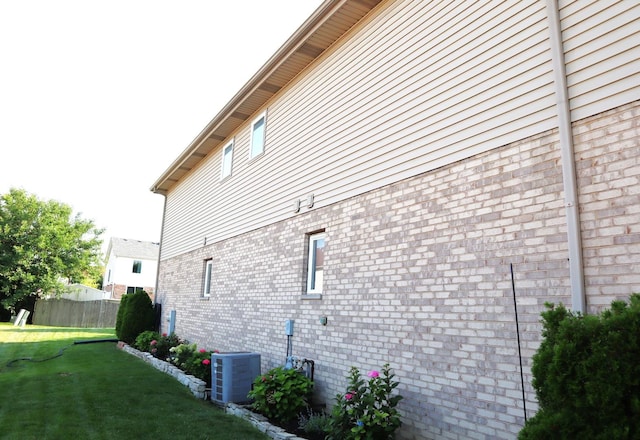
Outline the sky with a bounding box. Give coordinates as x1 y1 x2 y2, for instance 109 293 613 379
0 0 323 253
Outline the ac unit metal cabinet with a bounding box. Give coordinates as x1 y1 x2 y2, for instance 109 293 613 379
211 352 261 404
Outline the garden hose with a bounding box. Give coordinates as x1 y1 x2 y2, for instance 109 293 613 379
4 338 118 368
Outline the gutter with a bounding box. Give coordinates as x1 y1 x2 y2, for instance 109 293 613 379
546 0 586 313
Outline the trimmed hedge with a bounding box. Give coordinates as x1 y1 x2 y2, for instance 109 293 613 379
519 294 640 439
115 290 155 344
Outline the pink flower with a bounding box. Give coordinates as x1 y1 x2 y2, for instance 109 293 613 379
261 376 267 382
367 370 379 378
162 333 167 337
199 348 207 353
345 393 354 400
150 340 157 346
213 349 220 353
202 359 211 365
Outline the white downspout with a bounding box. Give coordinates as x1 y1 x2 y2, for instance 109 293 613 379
152 192 167 307
546 0 586 313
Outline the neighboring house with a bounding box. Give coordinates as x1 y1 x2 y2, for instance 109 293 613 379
150 1 639 439
103 238 159 300
58 283 111 301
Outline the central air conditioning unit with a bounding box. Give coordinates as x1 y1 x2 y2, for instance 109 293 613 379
211 352 261 404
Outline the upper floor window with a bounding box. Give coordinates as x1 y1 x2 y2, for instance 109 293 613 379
306 232 325 294
132 260 142 274
250 112 266 158
221 140 234 179
203 259 213 297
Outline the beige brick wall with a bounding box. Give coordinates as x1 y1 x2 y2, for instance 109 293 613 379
574 101 640 310
155 101 639 439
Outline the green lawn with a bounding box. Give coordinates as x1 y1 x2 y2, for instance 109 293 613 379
0 324 269 440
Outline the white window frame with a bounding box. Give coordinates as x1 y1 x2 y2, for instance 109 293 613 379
306 232 325 294
203 260 213 297
221 139 234 179
249 112 266 159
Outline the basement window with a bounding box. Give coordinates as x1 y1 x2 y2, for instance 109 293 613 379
203 259 213 297
306 232 325 295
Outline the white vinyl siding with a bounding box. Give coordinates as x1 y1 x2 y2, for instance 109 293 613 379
560 0 640 120
159 0 639 260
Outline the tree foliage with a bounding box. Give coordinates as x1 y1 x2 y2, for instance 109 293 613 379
0 188 103 315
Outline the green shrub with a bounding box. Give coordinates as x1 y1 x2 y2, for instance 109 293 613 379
116 290 155 345
115 294 130 340
153 332 182 361
248 366 314 424
169 342 197 369
134 330 159 352
169 343 215 386
519 294 640 439
326 363 403 440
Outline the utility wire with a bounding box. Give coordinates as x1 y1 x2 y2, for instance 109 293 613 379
511 263 528 422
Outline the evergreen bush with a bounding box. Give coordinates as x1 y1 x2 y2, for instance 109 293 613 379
115 293 130 341
519 294 640 439
116 290 155 344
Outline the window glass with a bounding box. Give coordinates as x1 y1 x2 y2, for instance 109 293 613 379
221 141 233 178
250 114 265 158
203 260 213 297
307 233 325 294
132 260 142 273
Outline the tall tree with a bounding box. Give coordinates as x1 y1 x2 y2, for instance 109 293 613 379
0 188 103 317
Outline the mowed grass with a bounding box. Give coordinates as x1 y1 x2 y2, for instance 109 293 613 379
0 324 269 440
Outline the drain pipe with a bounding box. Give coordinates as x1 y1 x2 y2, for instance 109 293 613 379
546 0 586 313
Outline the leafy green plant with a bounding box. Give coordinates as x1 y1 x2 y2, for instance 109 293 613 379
169 342 197 368
134 331 182 360
326 363 403 440
153 332 182 360
169 343 215 385
134 330 159 352
248 366 314 424
519 294 640 439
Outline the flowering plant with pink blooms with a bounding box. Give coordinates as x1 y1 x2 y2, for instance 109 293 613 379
326 363 403 440
169 343 216 386
133 331 182 360
248 366 313 424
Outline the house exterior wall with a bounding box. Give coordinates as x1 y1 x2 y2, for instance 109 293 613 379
159 0 639 262
155 101 639 439
104 255 158 298
153 1 640 438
